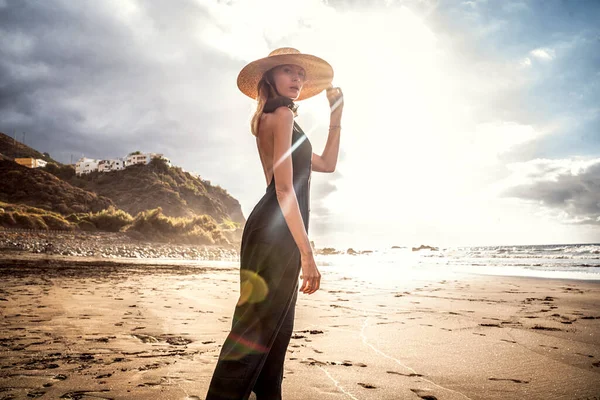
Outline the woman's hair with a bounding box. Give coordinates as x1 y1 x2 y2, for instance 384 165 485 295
250 68 280 136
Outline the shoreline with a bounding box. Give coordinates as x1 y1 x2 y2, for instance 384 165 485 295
2 251 600 284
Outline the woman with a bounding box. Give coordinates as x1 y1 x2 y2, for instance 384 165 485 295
206 47 343 400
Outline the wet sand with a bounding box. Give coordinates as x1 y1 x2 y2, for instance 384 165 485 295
1 253 599 400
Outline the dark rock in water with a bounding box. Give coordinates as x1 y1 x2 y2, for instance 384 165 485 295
316 247 341 255
412 244 439 252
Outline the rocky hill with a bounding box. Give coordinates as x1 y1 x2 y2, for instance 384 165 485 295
0 160 114 214
61 159 245 226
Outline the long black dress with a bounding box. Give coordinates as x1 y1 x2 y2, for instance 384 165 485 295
206 97 312 400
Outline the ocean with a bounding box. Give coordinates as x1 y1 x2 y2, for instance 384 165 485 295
313 243 600 282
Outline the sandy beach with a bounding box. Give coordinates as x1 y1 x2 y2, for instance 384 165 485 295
1 252 599 400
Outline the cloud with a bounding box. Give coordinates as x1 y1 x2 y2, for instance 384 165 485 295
0 0 239 154
530 47 555 61
461 0 487 9
519 57 532 67
500 158 600 225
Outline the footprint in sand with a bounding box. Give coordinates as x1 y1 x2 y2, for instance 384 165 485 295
27 389 46 398
357 382 376 389
291 334 306 339
296 329 324 335
131 326 146 331
387 371 423 377
489 377 529 384
560 287 585 294
132 333 159 343
479 323 502 328
59 389 113 399
410 388 438 399
531 325 562 331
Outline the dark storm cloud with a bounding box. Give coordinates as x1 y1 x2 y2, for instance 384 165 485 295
0 0 244 163
501 159 600 225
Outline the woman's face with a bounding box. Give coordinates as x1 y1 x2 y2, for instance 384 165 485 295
270 64 307 100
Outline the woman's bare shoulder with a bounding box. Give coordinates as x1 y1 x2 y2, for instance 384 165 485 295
260 107 293 135
270 107 294 131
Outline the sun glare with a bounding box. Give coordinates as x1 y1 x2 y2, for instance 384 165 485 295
301 7 473 217
192 1 561 247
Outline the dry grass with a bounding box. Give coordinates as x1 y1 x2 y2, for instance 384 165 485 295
0 201 73 230
127 207 228 245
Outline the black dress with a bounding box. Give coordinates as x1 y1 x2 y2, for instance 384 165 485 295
206 97 312 400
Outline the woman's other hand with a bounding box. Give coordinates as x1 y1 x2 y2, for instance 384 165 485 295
299 252 321 294
326 85 344 113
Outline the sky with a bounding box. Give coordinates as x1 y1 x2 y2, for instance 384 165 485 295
1 0 599 249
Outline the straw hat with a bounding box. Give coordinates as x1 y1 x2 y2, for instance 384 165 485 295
237 47 334 101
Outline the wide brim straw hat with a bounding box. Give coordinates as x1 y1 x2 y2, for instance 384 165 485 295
237 47 334 101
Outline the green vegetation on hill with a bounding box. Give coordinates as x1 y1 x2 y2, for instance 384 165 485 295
68 206 134 232
126 207 227 245
0 202 73 230
0 160 114 214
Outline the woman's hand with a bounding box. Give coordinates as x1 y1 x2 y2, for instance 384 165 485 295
299 252 321 294
326 85 344 113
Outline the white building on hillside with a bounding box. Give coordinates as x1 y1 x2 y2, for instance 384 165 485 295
75 152 171 175
98 158 125 172
75 157 99 175
125 153 148 167
125 152 171 167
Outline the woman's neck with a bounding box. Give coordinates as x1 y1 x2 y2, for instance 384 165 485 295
264 96 298 116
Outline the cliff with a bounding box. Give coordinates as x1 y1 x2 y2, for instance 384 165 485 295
0 160 114 215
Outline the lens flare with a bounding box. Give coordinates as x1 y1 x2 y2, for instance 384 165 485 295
237 269 269 306
220 331 270 361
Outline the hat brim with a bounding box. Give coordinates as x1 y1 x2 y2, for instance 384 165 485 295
237 53 334 101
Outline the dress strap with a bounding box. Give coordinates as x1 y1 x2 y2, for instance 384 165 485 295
263 96 299 116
